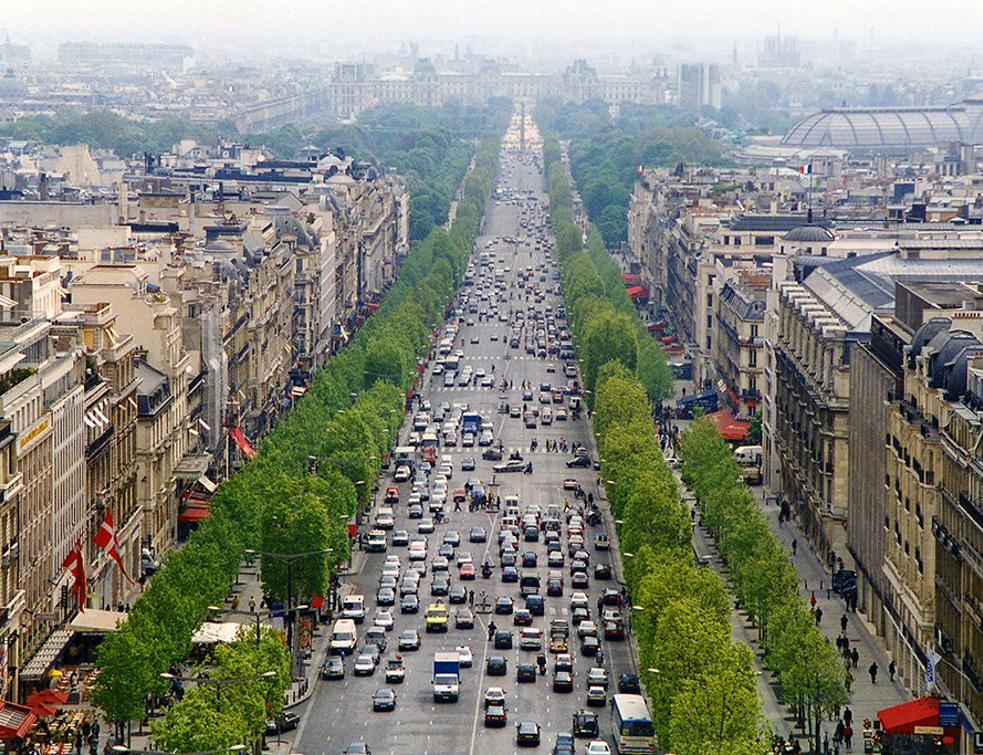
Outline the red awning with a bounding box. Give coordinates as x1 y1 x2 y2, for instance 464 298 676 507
707 408 750 442
178 506 212 522
364 302 380 314
0 700 37 738
626 286 649 299
878 696 942 735
229 427 257 459
622 272 641 286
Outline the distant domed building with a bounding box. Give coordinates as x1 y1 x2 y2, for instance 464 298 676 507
782 98 983 153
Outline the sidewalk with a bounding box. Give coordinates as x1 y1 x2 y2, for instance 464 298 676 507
680 457 910 744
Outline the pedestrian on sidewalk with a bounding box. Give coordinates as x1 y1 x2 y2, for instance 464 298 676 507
889 660 896 682
843 722 854 751
840 614 848 633
815 607 823 626
851 648 859 669
843 708 853 727
792 539 798 555
868 662 878 684
249 595 256 612
810 591 817 611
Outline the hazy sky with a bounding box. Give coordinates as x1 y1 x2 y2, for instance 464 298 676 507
7 0 983 54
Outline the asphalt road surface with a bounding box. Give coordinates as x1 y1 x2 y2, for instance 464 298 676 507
291 131 636 755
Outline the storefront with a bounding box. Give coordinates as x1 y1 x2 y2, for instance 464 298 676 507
874 696 964 754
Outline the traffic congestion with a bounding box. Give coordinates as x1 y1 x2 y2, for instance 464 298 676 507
292 116 652 755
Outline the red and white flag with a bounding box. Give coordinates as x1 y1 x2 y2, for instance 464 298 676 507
94 509 135 584
62 539 87 612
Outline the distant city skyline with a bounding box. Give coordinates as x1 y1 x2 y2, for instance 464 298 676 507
4 0 983 61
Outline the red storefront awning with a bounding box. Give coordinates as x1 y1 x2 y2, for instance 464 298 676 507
707 408 750 442
229 427 257 459
0 700 37 739
178 506 212 523
626 285 649 300
622 272 641 286
878 696 943 735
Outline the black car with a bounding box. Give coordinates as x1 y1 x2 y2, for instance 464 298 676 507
572 710 599 738
552 732 576 755
495 596 514 614
517 663 538 683
516 721 541 747
372 688 397 712
265 712 300 735
552 670 574 692
482 448 504 461
487 655 508 676
431 576 450 596
469 527 488 543
593 563 612 580
494 630 514 649
525 594 545 616
502 566 519 583
618 673 641 694
566 455 592 468
400 594 419 613
521 552 538 568
461 456 476 471
513 609 533 627
449 585 467 604
484 703 508 728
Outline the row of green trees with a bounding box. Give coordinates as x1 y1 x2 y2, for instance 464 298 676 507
543 136 769 754
152 627 291 752
537 99 732 246
90 126 502 748
678 418 849 748
542 136 672 406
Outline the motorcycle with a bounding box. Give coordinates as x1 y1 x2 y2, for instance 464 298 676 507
481 564 493 579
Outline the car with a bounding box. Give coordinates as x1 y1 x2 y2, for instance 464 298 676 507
571 571 590 589
482 447 504 461
520 627 544 651
455 607 475 629
548 551 564 567
566 455 592 468
469 526 487 543
389 627 418 651
573 710 599 738
547 577 564 596
321 656 345 680
393 465 411 482
517 662 538 683
580 635 600 657
552 733 576 755
459 562 477 580
373 610 395 631
516 721 542 747
457 645 474 667
562 478 580 491
552 670 574 692
502 565 520 583
408 503 424 519
487 655 508 676
495 596 514 614
265 711 300 735
448 585 467 604
521 551 538 568
594 563 612 580
585 740 611 755
483 686 507 709
430 576 450 596
437 543 455 560
586 667 609 689
525 594 545 616
513 609 533 626
485 703 508 728
342 744 371 755
578 621 598 639
400 593 419 613
586 685 606 707
418 518 435 534
392 530 409 547
493 459 527 473
461 456 476 471
353 655 377 676
372 688 397 712
376 587 395 606
494 630 514 649
618 673 641 694
594 534 610 551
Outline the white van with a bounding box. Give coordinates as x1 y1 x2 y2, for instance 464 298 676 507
341 595 365 624
330 618 358 655
734 445 763 467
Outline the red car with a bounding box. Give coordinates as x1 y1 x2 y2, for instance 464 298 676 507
459 562 476 580
384 486 400 505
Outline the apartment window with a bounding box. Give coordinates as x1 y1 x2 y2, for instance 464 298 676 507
884 515 890 530
749 376 758 394
905 497 910 512
904 541 910 556
734 237 742 246
755 235 775 246
749 350 757 368
750 324 758 339
706 336 712 350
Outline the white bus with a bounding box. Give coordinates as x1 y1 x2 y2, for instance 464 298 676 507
612 694 656 754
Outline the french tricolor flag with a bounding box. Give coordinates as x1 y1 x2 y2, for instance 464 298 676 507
799 164 813 174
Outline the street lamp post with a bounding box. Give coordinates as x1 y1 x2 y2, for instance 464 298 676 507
244 548 333 679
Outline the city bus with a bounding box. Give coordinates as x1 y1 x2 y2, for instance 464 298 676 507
612 694 656 754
